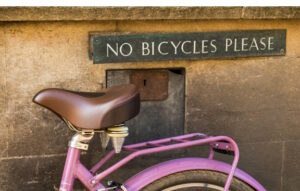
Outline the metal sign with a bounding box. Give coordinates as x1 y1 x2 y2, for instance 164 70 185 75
92 29 286 64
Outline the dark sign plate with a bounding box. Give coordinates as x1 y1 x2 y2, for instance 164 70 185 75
92 29 286 64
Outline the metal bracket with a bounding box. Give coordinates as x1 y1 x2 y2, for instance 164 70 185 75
210 141 234 155
96 181 128 191
68 131 94 150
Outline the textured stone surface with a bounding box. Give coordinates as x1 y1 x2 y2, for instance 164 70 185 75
186 58 300 143
0 160 8 190
4 155 70 191
8 105 72 156
0 18 299 190
0 7 300 21
3 22 116 158
237 142 283 191
282 141 300 191
0 26 5 114
0 21 116 190
243 7 300 19
0 26 8 159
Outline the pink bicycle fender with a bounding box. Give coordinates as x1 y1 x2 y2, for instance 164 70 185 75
123 158 267 191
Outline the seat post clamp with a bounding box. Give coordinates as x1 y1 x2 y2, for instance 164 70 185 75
68 131 94 150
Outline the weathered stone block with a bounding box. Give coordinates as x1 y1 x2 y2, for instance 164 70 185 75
0 26 8 159
0 7 300 21
4 22 114 101
8 102 73 156
0 26 6 115
282 141 300 191
0 159 8 189
5 156 66 190
186 58 300 142
237 142 283 191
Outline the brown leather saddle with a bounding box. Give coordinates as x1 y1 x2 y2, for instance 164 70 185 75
33 84 140 130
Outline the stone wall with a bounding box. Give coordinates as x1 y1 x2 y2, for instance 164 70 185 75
0 7 300 190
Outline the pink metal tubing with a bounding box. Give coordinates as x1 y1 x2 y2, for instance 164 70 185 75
223 137 239 191
59 148 81 191
123 133 207 150
124 158 266 191
60 147 105 191
208 146 215 160
76 163 105 190
90 133 206 175
90 150 115 174
91 133 240 191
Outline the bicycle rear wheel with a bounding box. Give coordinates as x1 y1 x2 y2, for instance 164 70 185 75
141 170 255 191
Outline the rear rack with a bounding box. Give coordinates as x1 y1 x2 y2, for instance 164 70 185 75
90 133 239 191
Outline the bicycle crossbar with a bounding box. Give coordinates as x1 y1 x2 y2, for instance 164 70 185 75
89 133 240 191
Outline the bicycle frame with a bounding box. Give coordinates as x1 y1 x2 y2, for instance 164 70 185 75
59 133 267 191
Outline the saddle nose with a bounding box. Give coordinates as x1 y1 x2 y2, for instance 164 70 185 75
33 84 140 130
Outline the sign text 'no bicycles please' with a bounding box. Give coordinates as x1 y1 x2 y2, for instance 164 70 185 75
92 30 286 64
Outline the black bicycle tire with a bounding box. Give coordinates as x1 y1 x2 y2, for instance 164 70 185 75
141 170 255 191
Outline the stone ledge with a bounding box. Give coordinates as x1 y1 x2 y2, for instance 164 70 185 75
0 7 299 21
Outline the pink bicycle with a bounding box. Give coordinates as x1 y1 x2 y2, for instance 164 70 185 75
33 84 266 191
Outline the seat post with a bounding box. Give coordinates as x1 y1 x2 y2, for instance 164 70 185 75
60 147 81 191
59 132 94 191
